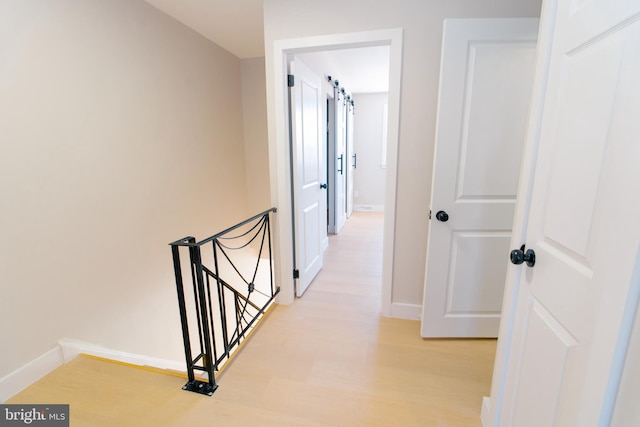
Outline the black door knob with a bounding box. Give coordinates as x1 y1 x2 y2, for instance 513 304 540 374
510 245 536 267
320 183 327 189
435 211 449 222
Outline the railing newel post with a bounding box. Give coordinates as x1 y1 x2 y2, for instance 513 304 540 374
171 243 195 384
266 212 275 297
188 246 206 357
190 245 218 395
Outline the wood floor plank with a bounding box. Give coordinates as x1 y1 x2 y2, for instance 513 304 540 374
6 212 496 426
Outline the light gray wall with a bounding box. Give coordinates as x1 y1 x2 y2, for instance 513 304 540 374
241 57 271 214
264 0 542 308
353 93 388 210
0 0 249 378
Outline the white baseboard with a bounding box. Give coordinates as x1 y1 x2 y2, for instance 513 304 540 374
353 205 384 212
58 338 185 372
481 396 491 426
0 340 186 403
0 346 64 403
389 303 421 320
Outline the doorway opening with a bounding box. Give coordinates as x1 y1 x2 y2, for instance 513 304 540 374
267 28 403 311
296 47 389 237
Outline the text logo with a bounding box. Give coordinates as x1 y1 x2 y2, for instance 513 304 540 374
0 405 69 426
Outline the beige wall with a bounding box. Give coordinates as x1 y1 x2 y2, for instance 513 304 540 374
0 0 249 378
264 0 542 307
240 57 272 214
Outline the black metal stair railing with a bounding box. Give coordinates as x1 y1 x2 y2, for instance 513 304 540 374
169 208 279 396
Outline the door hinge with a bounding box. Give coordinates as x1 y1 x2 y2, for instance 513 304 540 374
429 210 432 220
293 269 300 279
287 74 295 87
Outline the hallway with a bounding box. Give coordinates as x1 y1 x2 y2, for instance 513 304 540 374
7 212 496 426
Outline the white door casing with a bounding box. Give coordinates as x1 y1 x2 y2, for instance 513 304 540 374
421 19 538 338
289 58 326 297
268 29 403 308
485 0 640 425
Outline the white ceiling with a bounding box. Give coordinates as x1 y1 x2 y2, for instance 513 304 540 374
145 1 390 93
145 0 265 59
297 46 391 94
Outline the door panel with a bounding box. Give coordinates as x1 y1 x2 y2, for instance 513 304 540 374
302 201 321 277
457 43 535 200
290 58 325 297
510 301 578 427
421 18 538 337
447 232 511 316
541 34 622 258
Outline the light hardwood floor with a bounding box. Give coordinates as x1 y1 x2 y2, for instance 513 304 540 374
7 212 497 426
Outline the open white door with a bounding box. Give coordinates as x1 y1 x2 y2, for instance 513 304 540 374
334 90 347 233
289 57 326 297
421 19 538 337
346 100 355 218
488 0 640 425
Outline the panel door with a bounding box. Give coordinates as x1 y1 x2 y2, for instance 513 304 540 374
346 100 355 218
421 19 538 337
334 90 347 233
289 58 326 296
497 0 640 425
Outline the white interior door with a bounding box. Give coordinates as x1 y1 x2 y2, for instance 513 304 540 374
334 90 347 233
421 19 538 337
492 0 640 425
346 100 355 218
289 57 326 297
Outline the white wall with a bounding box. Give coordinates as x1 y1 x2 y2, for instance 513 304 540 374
264 0 542 309
353 93 387 210
240 57 271 214
0 0 249 379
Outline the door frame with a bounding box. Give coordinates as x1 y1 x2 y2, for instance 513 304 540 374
266 28 403 307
